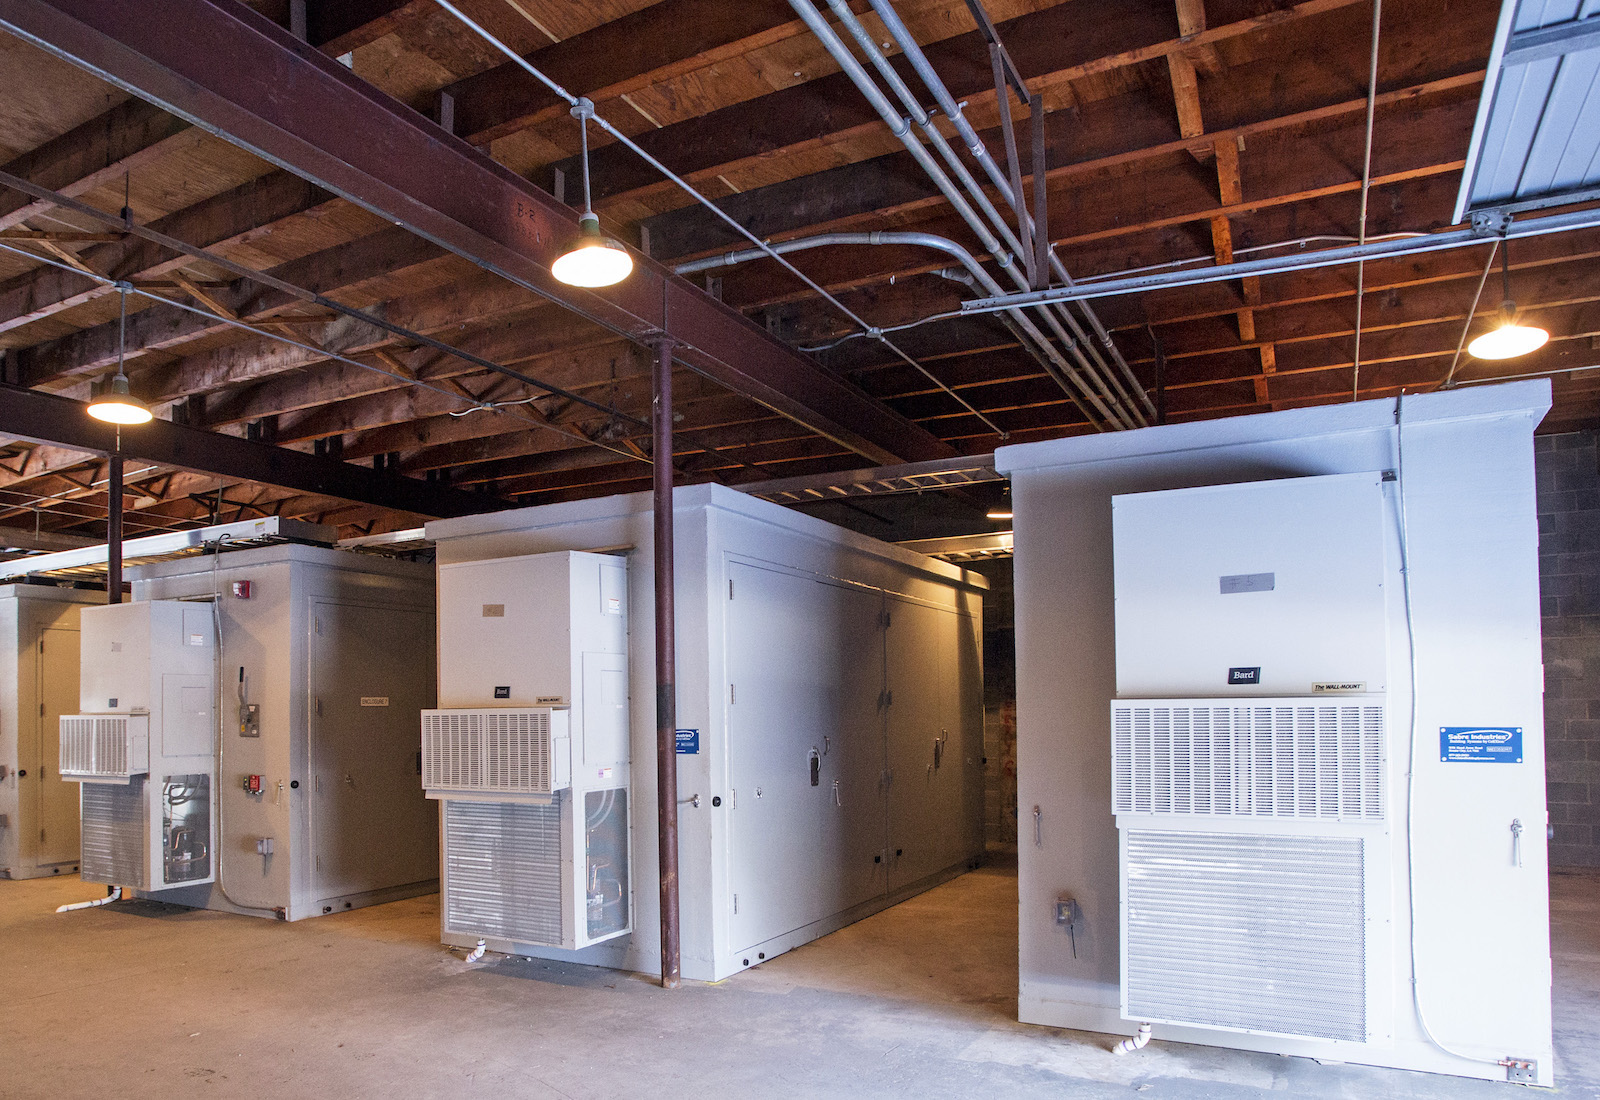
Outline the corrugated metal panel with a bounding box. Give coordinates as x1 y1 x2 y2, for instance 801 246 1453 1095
443 799 564 946
1457 0 1600 218
1124 830 1367 1042
1111 701 1385 821
80 777 148 888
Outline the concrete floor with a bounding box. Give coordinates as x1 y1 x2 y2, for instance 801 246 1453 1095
2 860 1597 1100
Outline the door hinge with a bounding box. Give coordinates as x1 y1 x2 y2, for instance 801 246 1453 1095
729 578 734 600
314 618 323 635
732 893 739 914
731 788 737 809
881 609 891 629
315 697 323 717
39 828 45 842
39 702 45 717
729 683 735 704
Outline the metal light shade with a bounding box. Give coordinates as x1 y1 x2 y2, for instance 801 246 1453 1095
87 374 153 425
551 214 633 288
1468 304 1549 361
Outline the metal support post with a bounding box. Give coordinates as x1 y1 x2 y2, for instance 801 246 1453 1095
106 451 123 604
650 335 681 989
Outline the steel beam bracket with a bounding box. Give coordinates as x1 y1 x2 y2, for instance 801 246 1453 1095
1470 209 1512 237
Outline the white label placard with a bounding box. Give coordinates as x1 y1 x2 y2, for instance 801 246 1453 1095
359 696 390 707
1312 681 1367 694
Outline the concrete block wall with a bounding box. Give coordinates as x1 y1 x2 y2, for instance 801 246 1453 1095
1537 430 1600 869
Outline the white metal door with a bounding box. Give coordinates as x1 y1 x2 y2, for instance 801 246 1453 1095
309 601 438 903
36 626 80 865
885 598 963 889
726 562 886 950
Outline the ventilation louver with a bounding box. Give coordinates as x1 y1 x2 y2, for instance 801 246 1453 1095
59 715 149 782
443 799 564 946
1124 829 1367 1042
1111 700 1385 820
422 708 568 795
80 776 149 887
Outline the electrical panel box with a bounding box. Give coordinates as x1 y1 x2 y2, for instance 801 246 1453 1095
1112 473 1390 698
62 600 217 891
429 551 631 951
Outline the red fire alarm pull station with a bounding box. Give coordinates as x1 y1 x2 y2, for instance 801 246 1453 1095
244 774 263 795
232 580 252 599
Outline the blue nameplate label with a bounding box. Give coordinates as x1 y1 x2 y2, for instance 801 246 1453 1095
675 728 700 755
1440 726 1522 763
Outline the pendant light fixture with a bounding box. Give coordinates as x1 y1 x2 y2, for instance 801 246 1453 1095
551 97 633 289
87 283 153 425
1467 241 1549 361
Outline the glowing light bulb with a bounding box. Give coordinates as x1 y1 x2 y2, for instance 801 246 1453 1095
551 214 633 288
1467 319 1549 360
87 374 152 425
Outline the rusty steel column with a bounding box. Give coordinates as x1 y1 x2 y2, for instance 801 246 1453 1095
651 335 681 989
106 451 123 604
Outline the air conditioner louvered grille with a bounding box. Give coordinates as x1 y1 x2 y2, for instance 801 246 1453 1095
422 709 554 794
443 799 563 946
1124 830 1366 1042
80 776 148 888
1112 700 1385 820
59 716 139 779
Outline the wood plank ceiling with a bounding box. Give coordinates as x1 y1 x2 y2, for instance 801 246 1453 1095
0 0 1594 543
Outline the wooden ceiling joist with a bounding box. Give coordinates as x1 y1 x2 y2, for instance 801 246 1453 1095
0 0 1594 543
0 0 949 467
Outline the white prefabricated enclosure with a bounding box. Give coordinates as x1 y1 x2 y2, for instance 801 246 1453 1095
425 483 987 982
98 543 440 920
996 381 1554 1086
0 584 99 879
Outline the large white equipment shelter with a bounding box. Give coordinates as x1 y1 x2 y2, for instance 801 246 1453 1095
996 380 1554 1087
55 538 439 920
0 584 99 879
424 483 987 982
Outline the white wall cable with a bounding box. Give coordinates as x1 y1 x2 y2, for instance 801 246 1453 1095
208 534 282 917
1393 394 1504 1066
